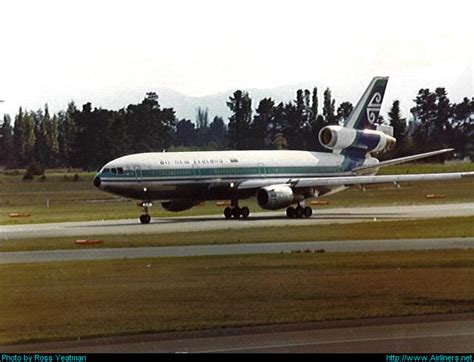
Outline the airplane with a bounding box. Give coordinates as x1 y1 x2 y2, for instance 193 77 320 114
93 77 474 224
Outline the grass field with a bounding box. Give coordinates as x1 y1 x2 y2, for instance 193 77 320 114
1 163 474 225
3 215 474 252
2 163 473 346
1 250 473 345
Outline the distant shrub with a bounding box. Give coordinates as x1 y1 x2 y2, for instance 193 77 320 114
73 173 80 181
22 171 34 180
26 161 45 176
40 174 47 181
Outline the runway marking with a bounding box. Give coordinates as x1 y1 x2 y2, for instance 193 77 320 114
198 331 474 353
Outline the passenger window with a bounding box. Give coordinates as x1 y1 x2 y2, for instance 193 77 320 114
111 168 117 174
117 167 124 174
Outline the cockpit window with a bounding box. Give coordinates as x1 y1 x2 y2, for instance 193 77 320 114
111 168 117 174
117 167 124 174
103 168 110 173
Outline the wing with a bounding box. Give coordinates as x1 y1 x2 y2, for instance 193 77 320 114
238 171 474 190
238 148 472 191
352 148 454 174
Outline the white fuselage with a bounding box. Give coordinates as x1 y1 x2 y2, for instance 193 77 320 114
94 150 375 202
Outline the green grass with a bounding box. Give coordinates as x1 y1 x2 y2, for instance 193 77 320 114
3 216 474 252
1 163 473 225
1 250 474 345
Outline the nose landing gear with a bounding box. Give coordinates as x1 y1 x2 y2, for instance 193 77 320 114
138 202 153 224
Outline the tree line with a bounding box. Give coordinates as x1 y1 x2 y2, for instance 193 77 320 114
0 86 473 171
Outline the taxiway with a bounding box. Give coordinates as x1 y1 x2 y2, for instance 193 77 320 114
2 202 474 240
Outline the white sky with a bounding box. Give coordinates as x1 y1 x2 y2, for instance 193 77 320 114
0 0 472 117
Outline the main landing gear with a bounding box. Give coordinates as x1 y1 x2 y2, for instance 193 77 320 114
139 202 152 224
286 204 312 218
223 199 250 219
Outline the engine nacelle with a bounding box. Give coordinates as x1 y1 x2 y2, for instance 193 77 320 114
318 125 396 153
161 199 196 212
256 185 301 210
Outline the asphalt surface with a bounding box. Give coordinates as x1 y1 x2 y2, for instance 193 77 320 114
2 202 474 240
5 314 474 353
2 237 474 264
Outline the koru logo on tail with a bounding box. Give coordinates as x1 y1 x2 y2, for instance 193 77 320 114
366 92 382 124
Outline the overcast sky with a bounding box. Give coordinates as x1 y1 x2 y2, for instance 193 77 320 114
0 0 472 117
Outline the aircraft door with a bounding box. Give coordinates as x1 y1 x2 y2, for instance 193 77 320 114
258 162 266 178
192 164 200 179
134 165 142 183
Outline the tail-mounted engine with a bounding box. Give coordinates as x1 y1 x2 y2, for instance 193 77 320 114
318 125 396 153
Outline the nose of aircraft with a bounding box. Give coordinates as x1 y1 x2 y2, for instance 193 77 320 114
93 174 101 188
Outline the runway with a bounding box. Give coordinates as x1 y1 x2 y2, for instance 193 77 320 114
6 314 474 353
2 237 473 264
2 202 474 240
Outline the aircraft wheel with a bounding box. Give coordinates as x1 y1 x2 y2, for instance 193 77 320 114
304 206 313 218
295 206 304 218
139 214 151 224
224 207 232 219
241 206 250 219
286 206 295 218
232 207 241 219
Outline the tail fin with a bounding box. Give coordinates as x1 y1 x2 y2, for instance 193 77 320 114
344 77 389 130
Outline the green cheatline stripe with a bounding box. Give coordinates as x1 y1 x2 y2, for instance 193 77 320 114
103 165 345 179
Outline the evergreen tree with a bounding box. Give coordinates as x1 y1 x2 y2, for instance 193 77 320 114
411 88 452 154
196 107 209 145
208 116 226 148
452 97 474 158
227 90 252 149
323 88 336 124
311 87 318 121
58 101 78 167
175 119 196 147
387 100 406 142
0 115 14 167
23 111 37 165
251 98 275 149
336 101 354 124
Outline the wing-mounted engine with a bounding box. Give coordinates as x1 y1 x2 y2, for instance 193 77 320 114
318 125 396 153
256 185 303 210
161 199 197 212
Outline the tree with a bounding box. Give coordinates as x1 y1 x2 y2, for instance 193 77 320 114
251 98 275 149
196 107 209 129
411 87 452 154
451 97 474 158
387 99 406 148
13 108 36 166
125 92 176 154
311 87 318 121
208 116 227 148
58 101 78 167
175 119 196 147
36 104 59 167
323 88 336 125
272 132 288 150
195 107 209 145
0 115 14 167
283 101 305 150
336 101 354 124
227 90 252 149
